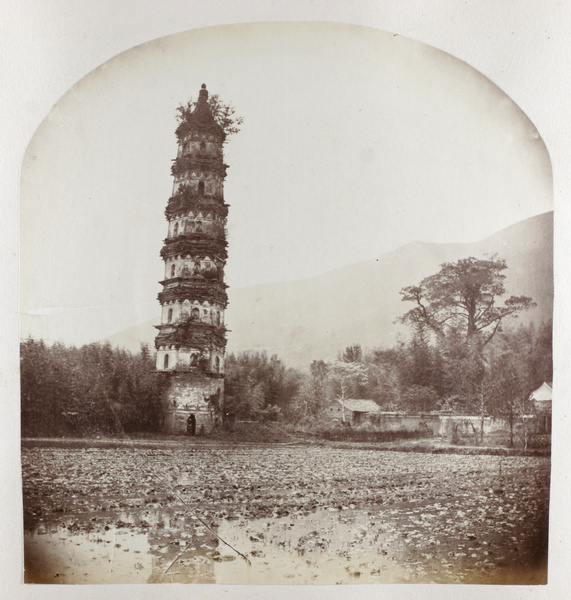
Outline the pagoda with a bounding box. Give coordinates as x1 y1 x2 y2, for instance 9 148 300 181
155 84 228 434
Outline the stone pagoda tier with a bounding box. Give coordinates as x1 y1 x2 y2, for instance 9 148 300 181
155 84 228 434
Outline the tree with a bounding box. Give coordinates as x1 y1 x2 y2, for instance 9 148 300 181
21 338 72 436
287 360 329 422
402 385 439 414
20 340 168 437
310 360 329 381
400 256 535 346
223 352 302 422
438 330 487 414
502 321 553 392
290 374 328 421
327 360 368 423
369 346 405 409
480 323 551 446
381 331 443 414
176 94 243 140
484 352 529 447
342 344 362 363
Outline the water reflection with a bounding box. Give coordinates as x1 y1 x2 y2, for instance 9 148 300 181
24 510 219 584
25 520 153 584
24 502 537 584
24 506 415 584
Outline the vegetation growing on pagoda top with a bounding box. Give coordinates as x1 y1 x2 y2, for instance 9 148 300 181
175 92 243 143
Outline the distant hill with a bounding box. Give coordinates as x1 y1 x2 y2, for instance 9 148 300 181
105 212 553 368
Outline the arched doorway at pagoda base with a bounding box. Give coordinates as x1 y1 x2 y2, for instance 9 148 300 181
187 413 196 436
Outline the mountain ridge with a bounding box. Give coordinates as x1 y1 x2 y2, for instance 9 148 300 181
105 211 553 368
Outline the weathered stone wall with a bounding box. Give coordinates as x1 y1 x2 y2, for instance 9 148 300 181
325 411 531 438
370 414 442 434
325 406 441 432
163 372 224 434
439 415 508 437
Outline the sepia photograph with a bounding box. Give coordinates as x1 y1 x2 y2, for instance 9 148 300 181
6 4 567 595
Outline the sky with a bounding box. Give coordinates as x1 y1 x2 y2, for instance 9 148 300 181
19 22 552 345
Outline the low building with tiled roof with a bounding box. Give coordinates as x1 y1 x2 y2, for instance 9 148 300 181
325 398 381 425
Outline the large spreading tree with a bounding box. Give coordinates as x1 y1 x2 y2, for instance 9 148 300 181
398 255 538 419
399 255 535 346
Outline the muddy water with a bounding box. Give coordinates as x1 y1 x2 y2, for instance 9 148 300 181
25 522 153 584
213 509 413 584
24 509 220 584
22 447 549 585
24 502 514 585
24 508 415 584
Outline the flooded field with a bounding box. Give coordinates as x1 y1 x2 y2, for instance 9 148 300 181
22 443 550 584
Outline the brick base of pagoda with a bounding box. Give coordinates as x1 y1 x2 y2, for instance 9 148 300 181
162 371 224 435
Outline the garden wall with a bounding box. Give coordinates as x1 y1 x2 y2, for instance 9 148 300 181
369 413 441 434
351 412 530 438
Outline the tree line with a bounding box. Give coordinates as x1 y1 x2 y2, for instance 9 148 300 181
20 255 552 437
21 340 168 437
225 256 551 430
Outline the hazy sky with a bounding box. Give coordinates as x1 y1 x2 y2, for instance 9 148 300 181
20 22 552 343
